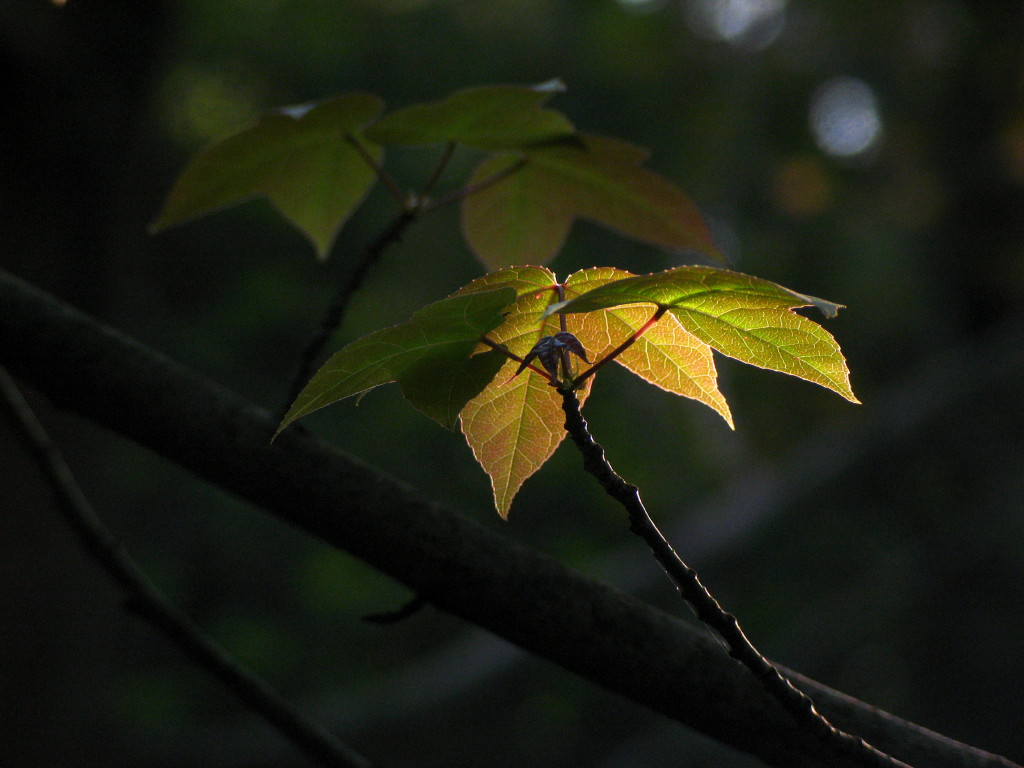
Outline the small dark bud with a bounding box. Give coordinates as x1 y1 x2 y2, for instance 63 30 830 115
515 332 589 380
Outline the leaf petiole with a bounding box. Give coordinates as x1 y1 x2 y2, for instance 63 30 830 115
345 131 411 209
570 305 667 389
418 142 456 201
478 335 555 383
421 155 529 213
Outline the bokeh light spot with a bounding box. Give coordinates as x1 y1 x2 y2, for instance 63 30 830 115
685 0 787 50
809 77 883 157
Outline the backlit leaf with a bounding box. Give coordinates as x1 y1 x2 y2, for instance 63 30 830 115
456 267 592 518
151 93 385 260
456 265 739 516
549 265 858 403
461 135 720 268
275 286 516 437
364 80 575 150
566 268 733 427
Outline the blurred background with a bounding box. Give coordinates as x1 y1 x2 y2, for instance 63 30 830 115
2 0 1023 766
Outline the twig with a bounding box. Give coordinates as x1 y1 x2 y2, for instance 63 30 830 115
556 385 913 768
345 132 408 209
571 306 667 389
278 207 418 424
0 367 375 768
478 335 554 382
420 156 528 213
419 142 456 201
362 594 428 625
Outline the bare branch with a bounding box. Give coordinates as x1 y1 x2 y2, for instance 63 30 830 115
557 385 911 768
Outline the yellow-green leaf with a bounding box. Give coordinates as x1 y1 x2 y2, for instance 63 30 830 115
275 286 516 437
550 265 859 403
566 268 733 427
456 267 592 518
461 135 720 269
151 93 385 260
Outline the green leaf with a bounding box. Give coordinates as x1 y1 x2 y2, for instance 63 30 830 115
549 265 859 403
461 135 720 269
275 286 516 437
567 268 733 427
151 93 385 260
364 80 575 150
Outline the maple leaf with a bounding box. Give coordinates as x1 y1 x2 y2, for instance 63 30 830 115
460 135 720 268
274 286 516 438
364 80 575 150
548 265 858 403
457 266 733 517
151 94 385 260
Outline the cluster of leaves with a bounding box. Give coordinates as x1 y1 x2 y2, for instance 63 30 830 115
150 80 718 268
153 80 857 518
276 266 857 517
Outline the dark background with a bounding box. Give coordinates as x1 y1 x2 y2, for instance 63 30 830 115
2 1 1023 766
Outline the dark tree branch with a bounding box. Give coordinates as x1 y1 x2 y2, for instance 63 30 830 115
557 386 910 768
0 269 1018 768
0 366 374 768
278 208 418 423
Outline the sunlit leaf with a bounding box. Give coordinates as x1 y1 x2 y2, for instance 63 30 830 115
456 267 593 518
549 265 858 403
275 286 516 437
151 93 385 260
566 268 733 427
461 135 720 269
364 80 575 150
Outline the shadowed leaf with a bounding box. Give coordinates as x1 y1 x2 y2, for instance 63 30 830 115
365 81 575 150
275 286 516 436
151 93 385 260
549 266 858 403
461 135 720 269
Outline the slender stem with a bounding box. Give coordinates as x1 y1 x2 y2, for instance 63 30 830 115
479 335 554 382
0 367 374 768
420 156 529 213
571 306 667 389
278 208 418 424
556 386 913 768
345 131 409 208
555 283 573 380
419 142 456 200
362 594 427 625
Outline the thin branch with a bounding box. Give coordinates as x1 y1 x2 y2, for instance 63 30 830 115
571 306 667 389
419 142 456 200
0 367 375 768
278 208 418 424
419 156 528 213
345 132 409 209
362 594 428 625
555 283 572 379
556 386 913 768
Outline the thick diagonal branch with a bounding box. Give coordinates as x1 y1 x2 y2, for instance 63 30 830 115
558 386 912 768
